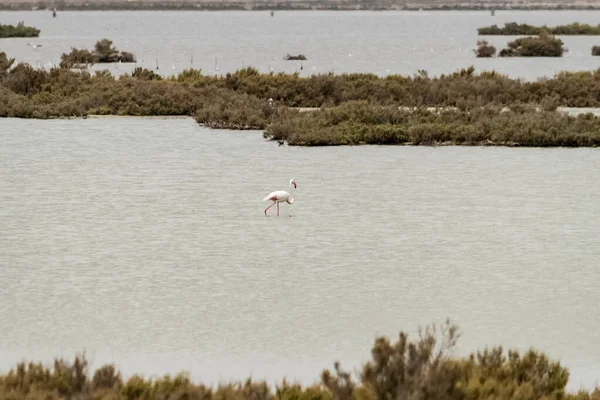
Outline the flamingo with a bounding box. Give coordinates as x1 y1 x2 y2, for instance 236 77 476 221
263 179 297 216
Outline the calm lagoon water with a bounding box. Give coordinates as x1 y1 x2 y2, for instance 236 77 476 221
2 10 600 79
0 116 599 389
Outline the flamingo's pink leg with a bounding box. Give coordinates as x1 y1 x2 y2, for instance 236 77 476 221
277 202 280 217
264 202 275 216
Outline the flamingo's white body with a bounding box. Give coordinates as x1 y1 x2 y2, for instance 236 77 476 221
263 179 296 216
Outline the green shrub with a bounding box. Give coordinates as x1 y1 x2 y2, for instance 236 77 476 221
474 40 496 57
132 67 162 81
499 32 565 57
92 364 122 391
2 63 49 95
0 52 15 80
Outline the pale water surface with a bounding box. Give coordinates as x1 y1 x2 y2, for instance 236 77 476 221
3 10 600 79
0 117 599 389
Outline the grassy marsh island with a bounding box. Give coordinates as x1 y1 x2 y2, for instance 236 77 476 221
475 34 565 58
284 54 308 61
59 39 136 69
0 321 599 400
2 54 600 146
478 22 600 35
0 22 40 38
498 33 565 57
264 102 600 146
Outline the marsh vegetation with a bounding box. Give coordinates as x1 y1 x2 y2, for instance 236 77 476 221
0 321 599 400
474 40 496 57
498 33 565 57
0 22 40 38
59 39 136 69
284 54 308 61
2 54 600 146
265 101 600 146
478 22 600 35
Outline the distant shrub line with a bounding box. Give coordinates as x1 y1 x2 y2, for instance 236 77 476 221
478 22 600 35
3 53 600 146
284 54 307 61
5 1 600 11
0 320 599 400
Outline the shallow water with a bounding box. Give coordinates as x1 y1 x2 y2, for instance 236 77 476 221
2 10 600 79
0 117 599 389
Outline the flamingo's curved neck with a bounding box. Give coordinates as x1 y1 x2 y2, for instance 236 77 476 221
288 181 295 204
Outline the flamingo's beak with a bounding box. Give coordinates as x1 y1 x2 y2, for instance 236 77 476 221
293 182 297 189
